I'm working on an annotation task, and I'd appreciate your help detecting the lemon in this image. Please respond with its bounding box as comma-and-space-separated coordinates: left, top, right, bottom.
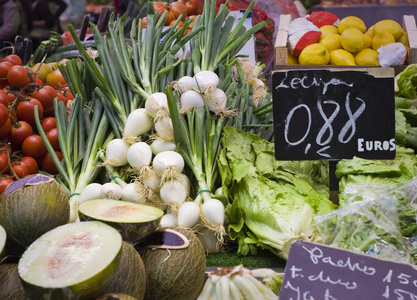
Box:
319, 33, 342, 53
372, 30, 395, 50
287, 50, 298, 64
320, 25, 339, 37
341, 28, 365, 52
365, 25, 375, 37
374, 19, 404, 40
397, 31, 409, 48
363, 33, 372, 48
338, 16, 367, 34
299, 43, 330, 65
354, 48, 379, 65
329, 49, 356, 65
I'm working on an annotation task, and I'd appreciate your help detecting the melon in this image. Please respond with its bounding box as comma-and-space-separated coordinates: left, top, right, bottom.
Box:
103, 242, 146, 299
136, 227, 206, 300
0, 174, 70, 255
78, 199, 164, 243
96, 294, 138, 300
0, 225, 6, 260
18, 221, 122, 300
0, 263, 26, 299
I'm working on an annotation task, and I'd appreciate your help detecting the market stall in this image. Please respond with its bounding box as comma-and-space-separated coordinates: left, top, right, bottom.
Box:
1, 0, 417, 299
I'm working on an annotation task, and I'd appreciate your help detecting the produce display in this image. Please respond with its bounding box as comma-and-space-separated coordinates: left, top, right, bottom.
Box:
284, 11, 410, 66
0, 0, 417, 298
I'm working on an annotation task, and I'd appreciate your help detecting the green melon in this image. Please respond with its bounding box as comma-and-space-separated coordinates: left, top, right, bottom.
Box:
103, 242, 146, 300
18, 221, 122, 300
78, 199, 163, 244
0, 263, 26, 299
96, 294, 138, 300
0, 174, 70, 255
136, 227, 206, 300
0, 225, 6, 260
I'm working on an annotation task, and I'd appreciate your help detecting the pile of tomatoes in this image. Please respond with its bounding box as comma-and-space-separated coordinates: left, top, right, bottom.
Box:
0, 54, 73, 192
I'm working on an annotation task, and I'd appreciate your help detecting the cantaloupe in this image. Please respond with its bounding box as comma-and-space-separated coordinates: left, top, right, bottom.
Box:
136, 227, 206, 300
0, 174, 70, 255
18, 221, 122, 300
103, 242, 146, 300
78, 199, 163, 243
0, 263, 26, 299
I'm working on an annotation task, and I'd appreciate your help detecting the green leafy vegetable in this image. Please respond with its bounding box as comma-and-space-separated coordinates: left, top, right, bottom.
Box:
218, 127, 336, 259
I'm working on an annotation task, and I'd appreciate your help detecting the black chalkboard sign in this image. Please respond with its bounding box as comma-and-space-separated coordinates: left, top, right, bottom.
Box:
280, 240, 417, 299
272, 70, 395, 161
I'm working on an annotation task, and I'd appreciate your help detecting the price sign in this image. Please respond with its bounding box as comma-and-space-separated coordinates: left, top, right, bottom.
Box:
280, 240, 417, 299
272, 69, 396, 161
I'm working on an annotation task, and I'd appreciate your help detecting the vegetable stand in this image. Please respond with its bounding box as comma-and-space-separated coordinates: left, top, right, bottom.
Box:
2, 1, 417, 299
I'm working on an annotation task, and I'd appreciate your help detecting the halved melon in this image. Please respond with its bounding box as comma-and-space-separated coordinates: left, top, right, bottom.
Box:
78, 199, 164, 244
0, 225, 5, 260
18, 221, 122, 300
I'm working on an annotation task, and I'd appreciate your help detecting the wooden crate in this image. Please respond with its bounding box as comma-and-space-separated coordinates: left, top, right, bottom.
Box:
274, 14, 417, 71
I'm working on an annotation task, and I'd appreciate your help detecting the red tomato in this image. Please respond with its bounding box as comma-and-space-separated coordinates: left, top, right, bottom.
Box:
166, 2, 187, 25
20, 156, 39, 174
31, 85, 58, 114
0, 177, 13, 194
46, 128, 60, 150
179, 0, 203, 15
0, 118, 12, 139
1, 87, 25, 106
0, 144, 11, 157
9, 163, 28, 179
0, 103, 8, 127
60, 86, 74, 101
153, 2, 168, 16
46, 68, 66, 89
141, 16, 148, 27
41, 117, 57, 132
16, 98, 43, 125
39, 150, 63, 175
0, 90, 8, 107
0, 61, 13, 79
7, 65, 32, 88
9, 120, 33, 147
22, 134, 47, 159
3, 54, 22, 66
0, 152, 9, 174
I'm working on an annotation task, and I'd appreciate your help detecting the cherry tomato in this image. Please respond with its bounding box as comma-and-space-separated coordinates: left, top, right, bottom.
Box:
0, 177, 13, 194
31, 85, 58, 114
0, 103, 8, 127
7, 65, 32, 88
41, 117, 57, 133
46, 68, 66, 89
46, 128, 60, 150
3, 54, 22, 66
16, 98, 44, 125
0, 61, 13, 80
9, 163, 28, 179
9, 120, 33, 147
39, 150, 63, 175
0, 118, 12, 139
22, 134, 47, 159
20, 156, 39, 174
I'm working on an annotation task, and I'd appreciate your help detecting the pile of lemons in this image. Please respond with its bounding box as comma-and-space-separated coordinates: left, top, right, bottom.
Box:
289, 16, 409, 66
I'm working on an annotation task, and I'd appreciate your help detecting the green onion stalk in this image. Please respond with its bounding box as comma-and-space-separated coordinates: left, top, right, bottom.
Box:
34, 59, 113, 222
191, 0, 267, 74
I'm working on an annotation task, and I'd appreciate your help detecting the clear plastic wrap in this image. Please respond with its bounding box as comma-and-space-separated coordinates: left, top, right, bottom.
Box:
315, 177, 417, 264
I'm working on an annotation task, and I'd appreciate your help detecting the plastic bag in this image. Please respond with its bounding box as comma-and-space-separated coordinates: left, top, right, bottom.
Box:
378, 42, 408, 67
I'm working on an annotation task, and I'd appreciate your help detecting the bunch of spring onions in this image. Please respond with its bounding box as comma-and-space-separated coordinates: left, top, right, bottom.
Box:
197, 265, 282, 300
34, 59, 112, 222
